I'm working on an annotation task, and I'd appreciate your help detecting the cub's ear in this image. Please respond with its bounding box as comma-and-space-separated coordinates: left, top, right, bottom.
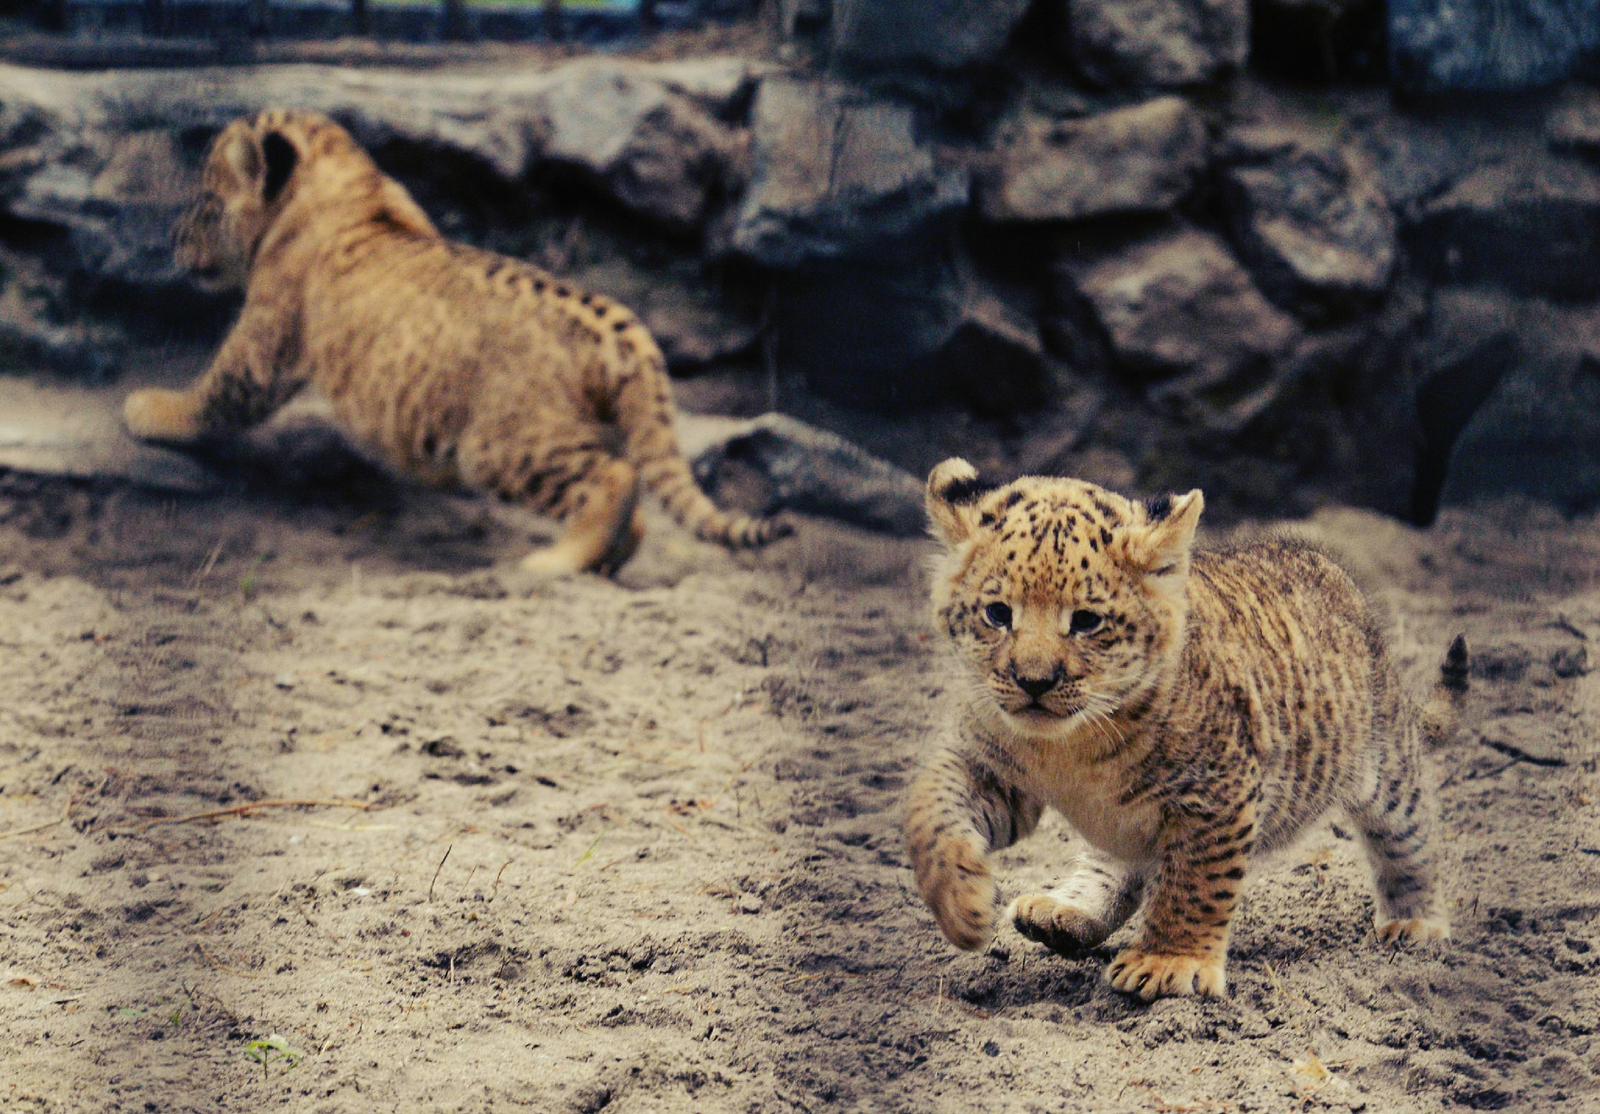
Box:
214, 123, 264, 190
261, 131, 297, 204
926, 458, 996, 544
1123, 488, 1204, 576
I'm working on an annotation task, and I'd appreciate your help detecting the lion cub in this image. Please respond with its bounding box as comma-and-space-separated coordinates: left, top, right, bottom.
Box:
123, 109, 785, 574
905, 459, 1467, 999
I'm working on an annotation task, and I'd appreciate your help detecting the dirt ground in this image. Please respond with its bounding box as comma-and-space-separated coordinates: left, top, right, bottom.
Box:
1, 446, 1598, 1113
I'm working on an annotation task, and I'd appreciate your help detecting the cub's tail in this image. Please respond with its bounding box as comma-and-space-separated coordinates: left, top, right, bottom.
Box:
608, 318, 789, 549
1419, 634, 1470, 747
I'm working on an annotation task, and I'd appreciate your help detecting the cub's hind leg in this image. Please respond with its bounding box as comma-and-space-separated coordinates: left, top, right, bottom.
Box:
464, 424, 640, 576
1008, 849, 1144, 956
524, 453, 640, 576
124, 304, 302, 443
1351, 718, 1450, 946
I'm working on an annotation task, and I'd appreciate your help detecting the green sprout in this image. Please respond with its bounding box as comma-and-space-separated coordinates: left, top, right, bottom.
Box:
245, 1034, 301, 1080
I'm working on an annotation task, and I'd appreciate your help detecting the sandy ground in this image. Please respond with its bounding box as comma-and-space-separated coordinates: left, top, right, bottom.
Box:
0, 446, 1598, 1113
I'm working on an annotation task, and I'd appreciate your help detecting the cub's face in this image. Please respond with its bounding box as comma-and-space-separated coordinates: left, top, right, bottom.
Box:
925, 458, 1202, 737
174, 118, 301, 291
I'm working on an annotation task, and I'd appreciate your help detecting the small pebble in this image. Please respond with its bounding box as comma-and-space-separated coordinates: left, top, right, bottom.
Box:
274, 674, 296, 690
738, 894, 763, 915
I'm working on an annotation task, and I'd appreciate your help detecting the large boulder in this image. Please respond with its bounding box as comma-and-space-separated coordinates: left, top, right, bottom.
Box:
978, 97, 1207, 223
771, 245, 1051, 412
729, 77, 968, 269
1054, 227, 1301, 422
1404, 160, 1600, 302
1217, 124, 1396, 323
830, 0, 1034, 71
530, 60, 743, 232
1060, 0, 1250, 88
1389, 0, 1600, 92
0, 57, 753, 295
1437, 297, 1600, 516
1548, 87, 1600, 159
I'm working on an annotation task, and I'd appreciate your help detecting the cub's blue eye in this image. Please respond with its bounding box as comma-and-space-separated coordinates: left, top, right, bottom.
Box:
983, 602, 1012, 629
1069, 609, 1103, 634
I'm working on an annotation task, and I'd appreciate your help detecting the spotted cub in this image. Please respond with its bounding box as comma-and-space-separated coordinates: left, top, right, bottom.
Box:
123, 109, 784, 575
905, 459, 1467, 1000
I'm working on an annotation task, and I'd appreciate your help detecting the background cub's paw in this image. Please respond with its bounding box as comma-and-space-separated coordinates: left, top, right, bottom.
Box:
1007, 894, 1107, 956
916, 838, 997, 952
1377, 917, 1450, 946
122, 389, 204, 443
1107, 948, 1226, 1001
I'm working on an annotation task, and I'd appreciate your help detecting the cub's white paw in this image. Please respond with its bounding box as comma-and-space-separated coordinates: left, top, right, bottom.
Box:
1007, 893, 1108, 955
1377, 917, 1450, 946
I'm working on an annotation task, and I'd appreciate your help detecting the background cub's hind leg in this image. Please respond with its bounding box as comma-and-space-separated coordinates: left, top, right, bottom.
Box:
1008, 850, 1144, 956
521, 456, 640, 576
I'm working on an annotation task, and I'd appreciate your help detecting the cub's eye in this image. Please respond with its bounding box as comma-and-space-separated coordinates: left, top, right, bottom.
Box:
983, 602, 1013, 630
1068, 609, 1103, 635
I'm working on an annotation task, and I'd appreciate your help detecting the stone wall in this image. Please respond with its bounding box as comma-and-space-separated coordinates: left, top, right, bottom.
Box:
1, 2, 1598, 521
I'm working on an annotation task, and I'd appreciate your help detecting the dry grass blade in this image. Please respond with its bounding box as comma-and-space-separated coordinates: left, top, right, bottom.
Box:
131, 798, 376, 831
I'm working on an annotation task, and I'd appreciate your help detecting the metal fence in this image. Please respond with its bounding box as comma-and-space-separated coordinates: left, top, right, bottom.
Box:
34, 0, 664, 42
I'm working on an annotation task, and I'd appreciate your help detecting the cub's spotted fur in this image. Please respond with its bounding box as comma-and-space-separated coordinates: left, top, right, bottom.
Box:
905, 459, 1466, 1000
123, 109, 786, 574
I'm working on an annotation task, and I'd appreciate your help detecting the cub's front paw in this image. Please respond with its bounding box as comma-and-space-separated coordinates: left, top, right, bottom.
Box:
123, 389, 204, 443
913, 837, 997, 952
1007, 893, 1109, 955
1377, 917, 1450, 946
1107, 948, 1226, 1001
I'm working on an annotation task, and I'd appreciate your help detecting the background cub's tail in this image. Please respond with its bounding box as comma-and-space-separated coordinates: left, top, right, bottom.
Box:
612, 328, 789, 550
1420, 634, 1470, 746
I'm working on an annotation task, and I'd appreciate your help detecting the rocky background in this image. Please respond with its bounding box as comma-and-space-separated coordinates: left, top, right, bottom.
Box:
1, 0, 1598, 523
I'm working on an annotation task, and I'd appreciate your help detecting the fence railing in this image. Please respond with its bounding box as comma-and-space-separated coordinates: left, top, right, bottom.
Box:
37, 0, 664, 42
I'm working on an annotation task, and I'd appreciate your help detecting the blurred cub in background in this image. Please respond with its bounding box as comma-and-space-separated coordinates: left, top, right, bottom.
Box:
124, 108, 786, 574
905, 458, 1467, 1000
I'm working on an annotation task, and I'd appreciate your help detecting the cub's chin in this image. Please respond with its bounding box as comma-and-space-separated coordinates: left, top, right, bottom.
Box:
999, 702, 1084, 736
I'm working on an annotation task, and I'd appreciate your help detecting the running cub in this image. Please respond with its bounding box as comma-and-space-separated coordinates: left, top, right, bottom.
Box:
905, 459, 1466, 999
124, 109, 785, 574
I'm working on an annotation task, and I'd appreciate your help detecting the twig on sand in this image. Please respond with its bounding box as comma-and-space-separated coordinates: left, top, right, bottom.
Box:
129, 798, 375, 832
429, 844, 453, 903
0, 775, 108, 841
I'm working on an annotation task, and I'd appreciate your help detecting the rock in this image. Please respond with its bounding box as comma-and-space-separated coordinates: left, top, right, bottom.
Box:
1404, 161, 1600, 301
533, 60, 741, 232
831, 0, 1034, 71
933, 290, 1054, 415
0, 57, 746, 298
1055, 227, 1301, 412
1548, 87, 1600, 159
768, 245, 1049, 412
1440, 300, 1600, 515
1389, 0, 1600, 93
1218, 124, 1396, 322
688, 413, 925, 536
1061, 0, 1250, 88
978, 97, 1207, 223
730, 77, 968, 268
770, 251, 962, 409
1408, 290, 1518, 525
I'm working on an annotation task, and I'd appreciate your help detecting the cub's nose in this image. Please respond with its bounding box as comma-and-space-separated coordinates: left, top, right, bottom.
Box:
1014, 672, 1059, 699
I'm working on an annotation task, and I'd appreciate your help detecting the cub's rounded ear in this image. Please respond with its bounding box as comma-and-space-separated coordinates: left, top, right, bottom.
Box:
926, 457, 996, 544
214, 122, 264, 189
261, 131, 297, 204
1126, 488, 1204, 575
